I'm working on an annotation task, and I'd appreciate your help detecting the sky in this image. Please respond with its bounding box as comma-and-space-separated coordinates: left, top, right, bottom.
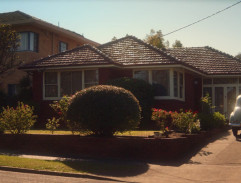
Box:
0, 0, 241, 56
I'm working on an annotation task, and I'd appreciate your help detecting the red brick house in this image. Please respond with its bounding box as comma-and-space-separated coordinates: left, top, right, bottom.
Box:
0, 11, 99, 96
20, 36, 241, 125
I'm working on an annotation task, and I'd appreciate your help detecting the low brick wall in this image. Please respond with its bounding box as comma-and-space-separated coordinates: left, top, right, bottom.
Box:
0, 129, 226, 161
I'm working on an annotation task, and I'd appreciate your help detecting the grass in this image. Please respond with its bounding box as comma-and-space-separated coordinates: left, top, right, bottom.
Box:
0, 155, 148, 176
5, 130, 158, 137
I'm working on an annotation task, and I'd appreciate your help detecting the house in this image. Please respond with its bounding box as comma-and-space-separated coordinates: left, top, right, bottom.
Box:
20, 36, 241, 126
0, 11, 99, 96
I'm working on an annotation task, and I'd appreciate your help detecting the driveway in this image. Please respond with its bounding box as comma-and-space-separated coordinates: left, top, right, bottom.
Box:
0, 129, 241, 183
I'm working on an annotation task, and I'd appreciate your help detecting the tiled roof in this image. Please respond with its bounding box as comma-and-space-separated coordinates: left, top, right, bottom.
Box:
20, 45, 116, 69
0, 11, 99, 46
166, 47, 241, 75
99, 36, 179, 66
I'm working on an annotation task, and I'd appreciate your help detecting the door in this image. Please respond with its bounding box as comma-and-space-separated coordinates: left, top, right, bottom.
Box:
214, 86, 236, 117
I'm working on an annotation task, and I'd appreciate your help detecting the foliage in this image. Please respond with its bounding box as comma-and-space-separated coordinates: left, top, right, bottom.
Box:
236, 53, 241, 60
0, 24, 20, 74
46, 117, 60, 134
144, 29, 165, 49
172, 40, 183, 48
171, 110, 200, 134
152, 108, 200, 134
107, 77, 154, 129
49, 95, 81, 134
0, 102, 37, 134
213, 112, 226, 128
67, 85, 141, 137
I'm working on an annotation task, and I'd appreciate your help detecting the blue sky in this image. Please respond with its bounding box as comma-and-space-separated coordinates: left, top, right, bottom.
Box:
1, 0, 240, 56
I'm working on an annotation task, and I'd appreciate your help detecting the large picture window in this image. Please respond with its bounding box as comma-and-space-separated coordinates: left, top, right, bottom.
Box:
133, 69, 184, 100
18, 32, 38, 52
44, 70, 98, 99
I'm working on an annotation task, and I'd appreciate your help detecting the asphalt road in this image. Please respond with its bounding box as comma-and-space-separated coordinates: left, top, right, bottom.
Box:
0, 129, 240, 183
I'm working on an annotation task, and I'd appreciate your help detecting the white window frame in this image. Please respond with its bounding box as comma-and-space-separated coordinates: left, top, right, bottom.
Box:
43, 69, 99, 100
133, 68, 185, 101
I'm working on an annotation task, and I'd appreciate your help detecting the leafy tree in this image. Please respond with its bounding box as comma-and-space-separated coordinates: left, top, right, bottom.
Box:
144, 29, 165, 49
236, 53, 241, 60
0, 24, 20, 75
172, 40, 183, 48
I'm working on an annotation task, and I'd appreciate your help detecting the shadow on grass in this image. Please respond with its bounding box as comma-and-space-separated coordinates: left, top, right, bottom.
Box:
63, 159, 149, 177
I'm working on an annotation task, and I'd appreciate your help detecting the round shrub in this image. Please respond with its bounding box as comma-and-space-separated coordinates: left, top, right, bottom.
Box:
106, 77, 154, 129
67, 85, 141, 137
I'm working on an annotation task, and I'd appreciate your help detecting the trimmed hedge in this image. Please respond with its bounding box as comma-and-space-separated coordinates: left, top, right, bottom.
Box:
107, 77, 154, 129
67, 85, 141, 137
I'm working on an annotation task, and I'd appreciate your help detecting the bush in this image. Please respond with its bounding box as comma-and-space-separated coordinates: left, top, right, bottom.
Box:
46, 117, 60, 134
152, 108, 172, 130
107, 77, 154, 129
67, 85, 141, 137
171, 110, 200, 134
0, 102, 37, 134
213, 112, 226, 128
49, 95, 82, 133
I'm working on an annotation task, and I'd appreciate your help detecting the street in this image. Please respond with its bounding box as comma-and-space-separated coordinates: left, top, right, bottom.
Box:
0, 129, 241, 183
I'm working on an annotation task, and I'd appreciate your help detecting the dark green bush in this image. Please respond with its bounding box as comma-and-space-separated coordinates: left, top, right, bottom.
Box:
67, 85, 141, 137
106, 77, 154, 129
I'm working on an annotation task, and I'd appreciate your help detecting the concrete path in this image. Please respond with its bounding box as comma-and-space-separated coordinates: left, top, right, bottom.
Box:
1, 129, 241, 183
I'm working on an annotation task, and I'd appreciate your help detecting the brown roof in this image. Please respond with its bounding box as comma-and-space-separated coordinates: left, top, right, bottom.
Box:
0, 11, 99, 46
20, 45, 116, 69
99, 36, 179, 66
166, 47, 241, 75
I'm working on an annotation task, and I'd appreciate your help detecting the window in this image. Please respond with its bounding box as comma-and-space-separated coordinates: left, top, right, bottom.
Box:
134, 69, 184, 100
8, 84, 19, 96
133, 70, 149, 82
44, 70, 98, 99
18, 32, 38, 52
152, 70, 170, 96
60, 71, 82, 96
59, 42, 68, 52
84, 70, 98, 88
44, 72, 58, 97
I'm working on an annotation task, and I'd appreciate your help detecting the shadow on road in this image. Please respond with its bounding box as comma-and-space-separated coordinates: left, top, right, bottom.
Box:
152, 128, 232, 167
63, 159, 149, 178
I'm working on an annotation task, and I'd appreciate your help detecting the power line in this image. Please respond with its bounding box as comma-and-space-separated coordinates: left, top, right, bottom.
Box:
163, 1, 241, 37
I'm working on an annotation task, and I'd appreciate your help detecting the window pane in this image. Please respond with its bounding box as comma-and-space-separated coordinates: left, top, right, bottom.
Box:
61, 72, 71, 96
134, 70, 149, 82
84, 70, 98, 88
152, 70, 170, 96
213, 78, 238, 84
59, 42, 67, 52
173, 71, 178, 97
179, 73, 184, 98
45, 85, 58, 97
203, 78, 212, 85
203, 87, 212, 99
215, 87, 224, 113
45, 72, 57, 84
18, 32, 28, 51
72, 71, 82, 94
29, 32, 34, 51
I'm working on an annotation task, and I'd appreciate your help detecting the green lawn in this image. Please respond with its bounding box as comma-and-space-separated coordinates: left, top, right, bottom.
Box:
0, 155, 148, 176
15, 130, 158, 137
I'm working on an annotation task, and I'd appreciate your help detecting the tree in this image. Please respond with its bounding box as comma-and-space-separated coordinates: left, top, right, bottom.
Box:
236, 53, 241, 60
0, 24, 20, 75
172, 40, 183, 48
144, 29, 165, 49
111, 36, 117, 41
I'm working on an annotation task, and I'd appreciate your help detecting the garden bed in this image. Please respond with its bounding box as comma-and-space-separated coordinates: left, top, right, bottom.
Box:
0, 128, 228, 162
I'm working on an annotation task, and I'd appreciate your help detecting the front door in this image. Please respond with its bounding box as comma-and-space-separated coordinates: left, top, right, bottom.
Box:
214, 86, 236, 117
